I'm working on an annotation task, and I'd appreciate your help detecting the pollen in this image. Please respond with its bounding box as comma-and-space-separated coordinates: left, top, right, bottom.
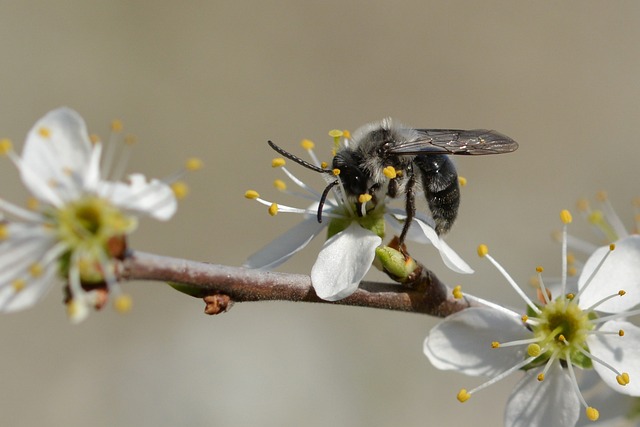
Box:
27, 197, 39, 211
521, 315, 529, 323
268, 203, 278, 216
320, 161, 328, 169
358, 193, 372, 203
332, 168, 341, 176
300, 139, 315, 150
273, 179, 287, 191
244, 190, 259, 199
272, 158, 286, 168
560, 209, 572, 224
618, 290, 626, 296
609, 243, 616, 251
0, 138, 12, 155
452, 285, 463, 299
537, 373, 544, 381
491, 341, 500, 348
576, 198, 590, 212
186, 157, 203, 171
477, 244, 489, 257
171, 181, 189, 199
328, 129, 343, 138
111, 119, 123, 132
616, 373, 630, 386
383, 166, 397, 179
586, 407, 599, 421
12, 279, 26, 292
458, 176, 467, 187
527, 343, 541, 357
29, 263, 43, 278
536, 266, 544, 273
456, 389, 471, 403
114, 294, 133, 313
0, 224, 8, 240
619, 329, 625, 337
595, 190, 608, 202
342, 130, 351, 139
38, 127, 51, 138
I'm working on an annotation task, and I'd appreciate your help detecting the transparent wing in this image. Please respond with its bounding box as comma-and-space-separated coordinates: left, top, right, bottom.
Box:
388, 129, 519, 155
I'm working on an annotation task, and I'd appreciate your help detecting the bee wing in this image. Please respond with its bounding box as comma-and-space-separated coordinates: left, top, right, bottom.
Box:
388, 129, 519, 155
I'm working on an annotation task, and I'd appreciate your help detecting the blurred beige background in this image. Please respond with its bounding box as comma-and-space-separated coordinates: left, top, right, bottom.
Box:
0, 1, 638, 426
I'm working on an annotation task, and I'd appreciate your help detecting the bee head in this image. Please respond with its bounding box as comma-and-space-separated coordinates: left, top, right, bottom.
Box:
332, 150, 369, 197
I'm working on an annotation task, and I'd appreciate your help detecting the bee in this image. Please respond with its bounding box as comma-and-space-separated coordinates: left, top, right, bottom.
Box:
268, 118, 518, 245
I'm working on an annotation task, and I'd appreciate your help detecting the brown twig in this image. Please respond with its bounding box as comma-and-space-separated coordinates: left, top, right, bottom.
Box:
120, 251, 491, 317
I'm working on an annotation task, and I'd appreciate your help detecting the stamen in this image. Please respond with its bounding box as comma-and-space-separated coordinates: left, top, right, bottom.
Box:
171, 182, 189, 199
461, 354, 538, 397
272, 158, 286, 168
300, 139, 321, 167
565, 352, 593, 411
536, 266, 551, 304
583, 289, 626, 311
596, 190, 628, 239
268, 203, 278, 216
575, 244, 615, 300
273, 179, 287, 191
477, 244, 541, 314
452, 285, 463, 299
578, 346, 627, 380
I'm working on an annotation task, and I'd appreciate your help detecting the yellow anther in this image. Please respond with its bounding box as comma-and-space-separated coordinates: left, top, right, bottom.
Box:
566, 252, 576, 264
588, 210, 604, 225
458, 176, 467, 187
12, 279, 26, 292
342, 130, 351, 139
619, 372, 630, 384
111, 119, 123, 132
491, 341, 500, 349
596, 190, 608, 201
273, 179, 287, 191
452, 285, 463, 299
358, 193, 372, 203
89, 134, 101, 144
114, 294, 133, 313
536, 266, 544, 273
244, 190, 260, 199
560, 209, 572, 224
300, 139, 315, 150
527, 343, 541, 357
124, 134, 137, 145
619, 329, 625, 337
271, 158, 286, 168
27, 197, 39, 211
38, 127, 51, 138
586, 407, 600, 421
332, 168, 341, 176
618, 290, 626, 296
521, 315, 529, 323
0, 223, 8, 240
0, 138, 12, 155
567, 266, 578, 277
29, 263, 43, 278
328, 129, 343, 138
477, 244, 489, 257
537, 373, 545, 381
557, 334, 567, 343
268, 203, 278, 216
171, 181, 189, 199
186, 157, 203, 171
609, 243, 616, 251
383, 166, 397, 179
456, 389, 471, 403
566, 293, 575, 300
576, 198, 590, 212
320, 161, 328, 169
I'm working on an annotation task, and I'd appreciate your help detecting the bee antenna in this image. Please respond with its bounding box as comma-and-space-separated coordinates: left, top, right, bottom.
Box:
267, 140, 332, 174
317, 180, 339, 223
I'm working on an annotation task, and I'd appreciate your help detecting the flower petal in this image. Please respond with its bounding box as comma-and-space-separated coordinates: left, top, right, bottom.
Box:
588, 320, 640, 396
504, 364, 579, 427
311, 223, 381, 301
20, 107, 94, 205
578, 236, 640, 313
244, 217, 325, 270
99, 174, 177, 221
409, 216, 473, 274
424, 307, 526, 377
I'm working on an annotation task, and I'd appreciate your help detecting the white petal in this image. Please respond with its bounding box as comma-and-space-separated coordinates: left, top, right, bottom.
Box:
386, 211, 473, 274
424, 307, 526, 377
0, 223, 59, 312
311, 223, 381, 301
99, 174, 177, 221
20, 107, 94, 204
244, 218, 325, 269
504, 364, 579, 427
588, 321, 640, 396
578, 236, 640, 313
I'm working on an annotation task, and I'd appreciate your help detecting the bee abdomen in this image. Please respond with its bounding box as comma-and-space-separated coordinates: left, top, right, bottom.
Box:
414, 155, 460, 235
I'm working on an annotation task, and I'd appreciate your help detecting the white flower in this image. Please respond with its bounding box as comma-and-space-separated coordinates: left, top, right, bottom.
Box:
0, 107, 183, 321
244, 133, 472, 301
424, 210, 640, 426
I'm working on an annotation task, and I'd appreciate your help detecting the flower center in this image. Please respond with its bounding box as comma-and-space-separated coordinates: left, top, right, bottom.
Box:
532, 296, 594, 367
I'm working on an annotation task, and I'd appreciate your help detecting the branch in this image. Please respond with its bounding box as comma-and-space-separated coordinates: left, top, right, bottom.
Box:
120, 251, 493, 317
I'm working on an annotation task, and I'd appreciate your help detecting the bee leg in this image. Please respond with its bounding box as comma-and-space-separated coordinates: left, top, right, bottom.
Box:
398, 173, 417, 248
